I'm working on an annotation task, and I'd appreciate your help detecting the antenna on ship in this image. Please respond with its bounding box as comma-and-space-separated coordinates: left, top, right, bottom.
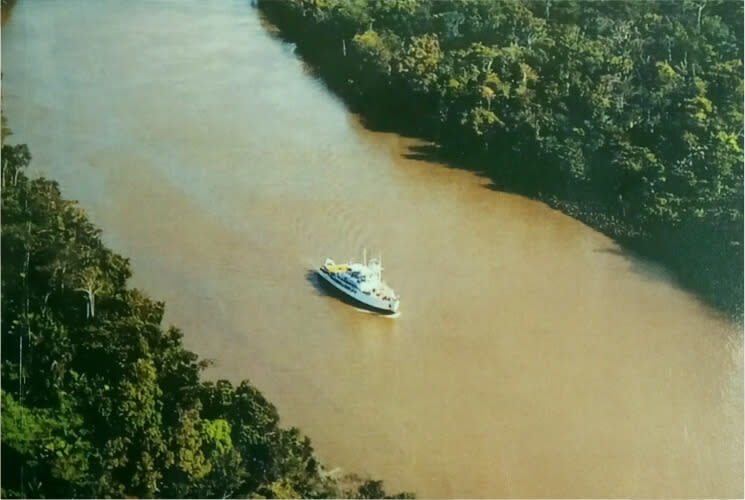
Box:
363, 247, 367, 266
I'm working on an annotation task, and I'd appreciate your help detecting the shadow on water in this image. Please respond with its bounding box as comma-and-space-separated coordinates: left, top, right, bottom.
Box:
403, 143, 488, 177
403, 141, 743, 321
400, 141, 567, 201
595, 239, 743, 322
594, 247, 679, 289
305, 269, 329, 296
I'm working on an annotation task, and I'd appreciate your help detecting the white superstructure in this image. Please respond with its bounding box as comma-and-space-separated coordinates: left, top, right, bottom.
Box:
317, 253, 400, 313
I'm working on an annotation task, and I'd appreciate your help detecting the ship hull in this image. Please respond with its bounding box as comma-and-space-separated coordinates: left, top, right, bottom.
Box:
317, 268, 399, 314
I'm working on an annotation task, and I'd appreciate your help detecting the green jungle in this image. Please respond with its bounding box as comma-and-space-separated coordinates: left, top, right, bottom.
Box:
2, 0, 743, 498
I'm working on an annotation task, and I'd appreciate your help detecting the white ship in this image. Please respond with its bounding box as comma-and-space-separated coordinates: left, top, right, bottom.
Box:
317, 251, 400, 314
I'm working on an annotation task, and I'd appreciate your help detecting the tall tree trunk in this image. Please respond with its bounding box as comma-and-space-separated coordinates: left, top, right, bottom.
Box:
697, 2, 706, 31
89, 288, 95, 318
76, 287, 95, 318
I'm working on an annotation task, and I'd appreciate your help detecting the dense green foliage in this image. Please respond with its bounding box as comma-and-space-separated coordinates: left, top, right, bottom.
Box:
0, 143, 413, 499
259, 0, 743, 315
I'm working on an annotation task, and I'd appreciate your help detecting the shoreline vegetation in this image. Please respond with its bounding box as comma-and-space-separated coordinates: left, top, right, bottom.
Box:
257, 0, 743, 319
0, 139, 414, 498
1, 0, 742, 497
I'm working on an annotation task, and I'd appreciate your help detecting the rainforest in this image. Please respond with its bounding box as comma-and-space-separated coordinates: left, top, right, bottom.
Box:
1, 0, 742, 498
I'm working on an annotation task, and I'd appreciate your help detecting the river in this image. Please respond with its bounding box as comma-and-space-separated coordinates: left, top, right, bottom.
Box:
2, 1, 742, 497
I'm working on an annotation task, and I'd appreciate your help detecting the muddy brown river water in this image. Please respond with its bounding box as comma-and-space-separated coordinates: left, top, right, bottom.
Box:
2, 1, 742, 497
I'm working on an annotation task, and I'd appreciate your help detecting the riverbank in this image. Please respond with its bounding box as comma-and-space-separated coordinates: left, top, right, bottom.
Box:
3, 2, 741, 496
257, 0, 743, 319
